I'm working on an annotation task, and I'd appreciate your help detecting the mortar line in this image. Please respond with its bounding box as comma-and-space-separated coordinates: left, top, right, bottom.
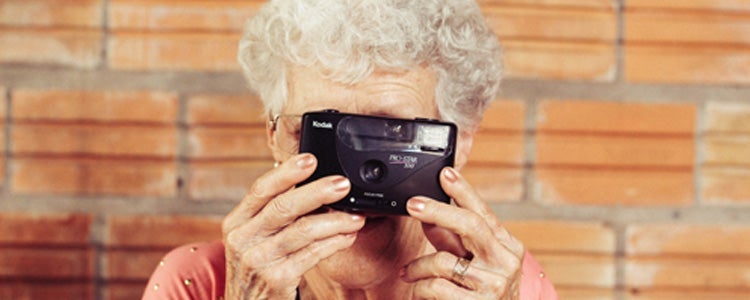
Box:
100, 0, 110, 71
614, 0, 625, 84
96, 1, 110, 299
694, 100, 707, 206
176, 93, 191, 203
522, 97, 538, 205
4, 87, 12, 199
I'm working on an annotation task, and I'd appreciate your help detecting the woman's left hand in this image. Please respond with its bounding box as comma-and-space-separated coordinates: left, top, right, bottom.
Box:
401, 167, 525, 299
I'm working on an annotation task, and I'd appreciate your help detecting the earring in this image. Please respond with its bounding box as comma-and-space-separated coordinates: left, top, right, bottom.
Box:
274, 161, 280, 168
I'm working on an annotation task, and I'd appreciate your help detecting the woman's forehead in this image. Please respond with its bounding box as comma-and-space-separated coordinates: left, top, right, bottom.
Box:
285, 65, 439, 119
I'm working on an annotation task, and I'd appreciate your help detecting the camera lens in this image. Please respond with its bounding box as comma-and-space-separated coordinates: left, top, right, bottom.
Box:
360, 160, 387, 183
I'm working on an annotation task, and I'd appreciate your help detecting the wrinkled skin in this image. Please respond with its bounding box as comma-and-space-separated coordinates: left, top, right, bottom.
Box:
222, 66, 524, 299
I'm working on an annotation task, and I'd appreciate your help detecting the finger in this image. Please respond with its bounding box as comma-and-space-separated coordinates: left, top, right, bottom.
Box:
253, 175, 351, 234
251, 212, 365, 264
421, 223, 468, 258
225, 175, 351, 250
249, 233, 358, 298
500, 231, 525, 259
440, 167, 495, 224
440, 167, 525, 257
400, 251, 455, 282
411, 278, 475, 300
223, 153, 317, 233
407, 197, 506, 264
245, 153, 318, 214
271, 232, 359, 280
401, 251, 498, 291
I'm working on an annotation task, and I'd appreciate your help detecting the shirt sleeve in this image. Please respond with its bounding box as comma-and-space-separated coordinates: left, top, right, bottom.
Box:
141, 241, 226, 300
519, 251, 559, 300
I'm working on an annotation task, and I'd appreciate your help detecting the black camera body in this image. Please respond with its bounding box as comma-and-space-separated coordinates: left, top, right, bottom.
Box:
297, 110, 457, 215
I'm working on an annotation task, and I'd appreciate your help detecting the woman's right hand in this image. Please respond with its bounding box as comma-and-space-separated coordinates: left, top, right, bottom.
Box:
222, 153, 366, 299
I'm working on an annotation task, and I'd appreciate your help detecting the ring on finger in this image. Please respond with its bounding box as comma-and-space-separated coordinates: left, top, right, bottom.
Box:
451, 256, 471, 281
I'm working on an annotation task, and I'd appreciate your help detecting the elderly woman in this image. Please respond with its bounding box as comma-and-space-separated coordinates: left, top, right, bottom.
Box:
143, 0, 557, 299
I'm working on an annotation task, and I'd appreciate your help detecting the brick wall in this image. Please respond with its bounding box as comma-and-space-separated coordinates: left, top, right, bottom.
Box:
1, 0, 749, 299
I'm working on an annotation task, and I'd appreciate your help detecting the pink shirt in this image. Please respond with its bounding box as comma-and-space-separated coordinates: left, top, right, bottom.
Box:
142, 241, 558, 299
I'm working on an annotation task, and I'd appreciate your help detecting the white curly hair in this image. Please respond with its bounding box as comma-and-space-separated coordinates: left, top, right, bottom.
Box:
238, 0, 502, 131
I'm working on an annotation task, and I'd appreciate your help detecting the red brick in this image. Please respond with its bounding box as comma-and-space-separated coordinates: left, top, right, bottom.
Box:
104, 249, 165, 280
625, 44, 750, 85
478, 0, 615, 8
627, 0, 750, 12
702, 121, 747, 208
187, 95, 265, 126
0, 283, 93, 300
108, 32, 240, 71
537, 100, 696, 135
11, 158, 176, 197
0, 161, 4, 188
534, 100, 697, 206
625, 257, 750, 289
106, 215, 222, 248
704, 135, 750, 166
0, 28, 102, 68
702, 167, 750, 205
503, 40, 616, 81
0, 0, 102, 27
484, 6, 616, 42
626, 223, 750, 256
460, 165, 523, 203
187, 127, 270, 159
105, 283, 146, 300
13, 90, 178, 123
0, 86, 7, 119
479, 99, 525, 131
481, 1, 620, 81
0, 149, 4, 186
626, 10, 750, 46
0, 248, 94, 279
109, 0, 262, 31
469, 132, 525, 165
188, 161, 272, 200
0, 213, 91, 246
628, 0, 750, 101
700, 97, 750, 205
535, 169, 693, 206
556, 288, 614, 300
626, 290, 750, 300
13, 124, 176, 157
705, 101, 750, 134
536, 134, 694, 168
535, 253, 615, 288
504, 221, 615, 254
624, 223, 750, 299
469, 100, 526, 167
0, 88, 5, 187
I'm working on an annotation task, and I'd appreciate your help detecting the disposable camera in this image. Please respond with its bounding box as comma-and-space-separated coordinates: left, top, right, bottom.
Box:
297, 110, 457, 215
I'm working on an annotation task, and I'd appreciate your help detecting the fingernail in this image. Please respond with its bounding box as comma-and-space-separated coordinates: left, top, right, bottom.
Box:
331, 177, 350, 192
443, 167, 458, 183
296, 154, 315, 169
407, 198, 426, 213
351, 214, 363, 222
398, 267, 406, 278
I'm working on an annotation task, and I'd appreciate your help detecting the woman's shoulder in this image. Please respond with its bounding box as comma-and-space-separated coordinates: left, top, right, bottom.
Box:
520, 251, 559, 300
141, 241, 226, 300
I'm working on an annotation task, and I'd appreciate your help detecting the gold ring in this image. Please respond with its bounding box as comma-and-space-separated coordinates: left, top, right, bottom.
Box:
451, 256, 471, 281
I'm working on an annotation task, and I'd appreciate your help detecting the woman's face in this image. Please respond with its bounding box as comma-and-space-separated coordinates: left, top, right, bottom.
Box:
268, 65, 441, 288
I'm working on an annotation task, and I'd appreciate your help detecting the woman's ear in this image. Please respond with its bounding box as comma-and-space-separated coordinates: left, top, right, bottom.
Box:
266, 117, 287, 163
454, 129, 475, 171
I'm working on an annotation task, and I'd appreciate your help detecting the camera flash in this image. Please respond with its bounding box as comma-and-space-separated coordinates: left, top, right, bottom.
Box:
416, 124, 450, 151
